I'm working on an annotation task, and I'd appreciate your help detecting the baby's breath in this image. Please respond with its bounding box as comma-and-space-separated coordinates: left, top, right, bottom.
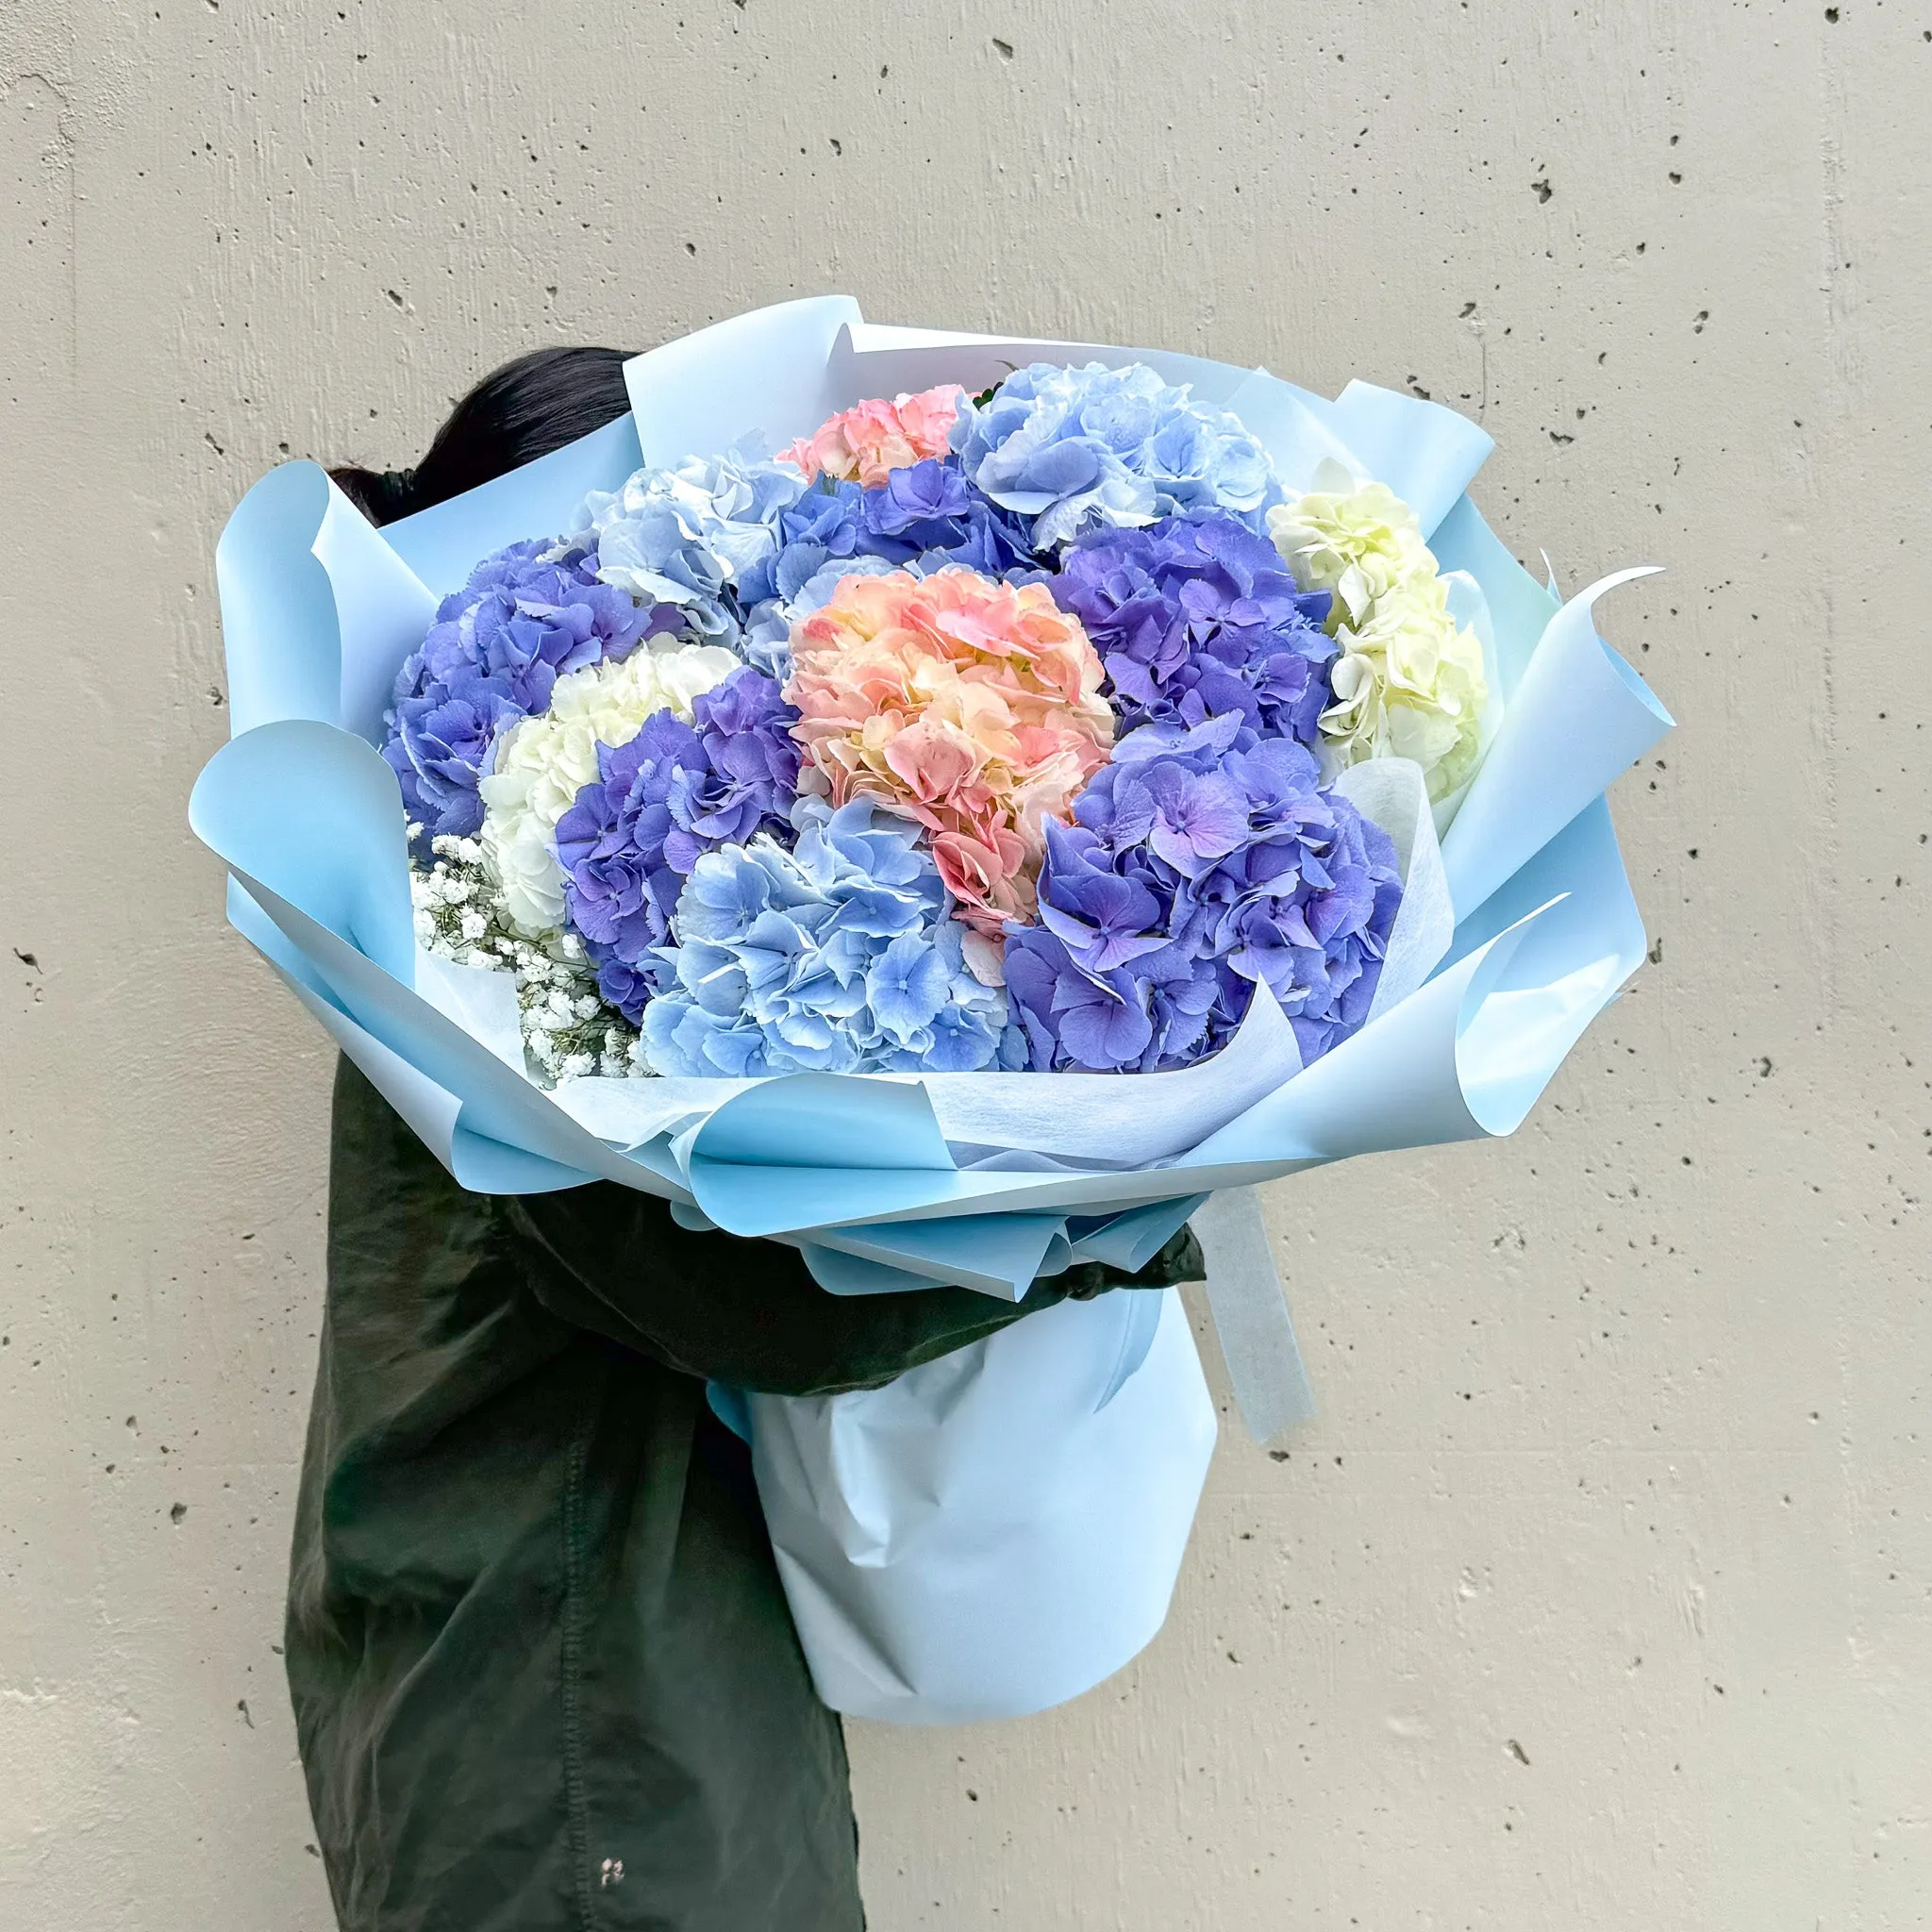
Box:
409, 835, 649, 1085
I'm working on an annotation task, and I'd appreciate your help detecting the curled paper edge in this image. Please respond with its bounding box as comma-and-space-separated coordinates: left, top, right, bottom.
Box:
1439, 566, 1671, 923
216, 462, 439, 744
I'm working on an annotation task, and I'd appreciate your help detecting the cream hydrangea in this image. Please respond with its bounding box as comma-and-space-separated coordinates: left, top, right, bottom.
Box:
1266, 481, 1432, 627
480, 640, 741, 933
1269, 480, 1490, 808
1323, 575, 1488, 804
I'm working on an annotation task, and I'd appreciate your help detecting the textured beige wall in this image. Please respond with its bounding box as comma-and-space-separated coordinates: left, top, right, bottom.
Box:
3, 1, 1926, 1925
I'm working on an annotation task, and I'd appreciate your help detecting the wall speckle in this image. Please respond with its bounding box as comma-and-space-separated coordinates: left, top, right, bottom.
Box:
1, 2, 1925, 1927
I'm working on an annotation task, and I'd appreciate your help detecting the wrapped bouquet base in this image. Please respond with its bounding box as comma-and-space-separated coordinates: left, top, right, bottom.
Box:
193, 298, 1670, 1723
745, 1287, 1216, 1724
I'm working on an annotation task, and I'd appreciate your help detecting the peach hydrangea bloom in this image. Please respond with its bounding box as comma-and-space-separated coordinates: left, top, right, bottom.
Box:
782, 386, 965, 489
785, 567, 1114, 942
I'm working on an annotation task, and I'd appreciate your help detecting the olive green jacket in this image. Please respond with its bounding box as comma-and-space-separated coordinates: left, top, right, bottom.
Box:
287, 1059, 1199, 1930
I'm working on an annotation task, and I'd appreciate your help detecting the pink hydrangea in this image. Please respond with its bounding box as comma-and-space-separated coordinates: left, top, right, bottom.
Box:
785, 567, 1114, 937
782, 386, 965, 489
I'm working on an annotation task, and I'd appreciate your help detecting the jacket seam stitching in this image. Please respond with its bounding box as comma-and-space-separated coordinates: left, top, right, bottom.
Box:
561, 1408, 597, 1928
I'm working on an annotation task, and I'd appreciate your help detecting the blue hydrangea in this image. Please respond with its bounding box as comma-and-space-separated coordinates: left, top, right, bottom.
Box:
953, 362, 1281, 551
382, 540, 652, 851
641, 799, 1017, 1076
735, 475, 881, 607
856, 458, 1038, 575
1004, 713, 1401, 1073
575, 443, 808, 640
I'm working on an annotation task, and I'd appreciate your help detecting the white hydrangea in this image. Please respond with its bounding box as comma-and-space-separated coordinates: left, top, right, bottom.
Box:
1266, 481, 1433, 627
1269, 480, 1490, 808
1321, 575, 1489, 805
478, 639, 741, 934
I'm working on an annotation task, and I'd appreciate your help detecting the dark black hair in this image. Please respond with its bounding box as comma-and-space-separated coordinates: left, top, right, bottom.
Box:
330, 345, 638, 527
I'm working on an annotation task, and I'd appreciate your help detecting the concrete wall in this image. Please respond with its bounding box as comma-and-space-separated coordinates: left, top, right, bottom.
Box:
3, 2, 1925, 1924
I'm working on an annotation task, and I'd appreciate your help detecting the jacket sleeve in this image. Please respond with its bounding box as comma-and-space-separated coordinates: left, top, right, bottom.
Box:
507, 1181, 1202, 1398
293, 1056, 874, 1931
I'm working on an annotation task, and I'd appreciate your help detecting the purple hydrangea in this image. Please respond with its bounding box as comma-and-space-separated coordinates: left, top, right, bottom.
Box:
738, 462, 1042, 671
857, 459, 1038, 575
382, 676, 527, 849
1004, 713, 1401, 1073
383, 540, 655, 849
1047, 515, 1336, 743
554, 666, 801, 1021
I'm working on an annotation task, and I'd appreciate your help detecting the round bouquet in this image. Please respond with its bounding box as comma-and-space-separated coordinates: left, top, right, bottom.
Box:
194, 294, 1671, 1362
391, 365, 1491, 1094
192, 301, 1669, 1723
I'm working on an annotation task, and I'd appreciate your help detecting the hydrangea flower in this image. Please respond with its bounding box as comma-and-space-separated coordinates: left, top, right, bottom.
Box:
742, 554, 902, 675
856, 459, 1038, 575
1047, 513, 1337, 743
1322, 578, 1489, 805
883, 462, 1031, 558
478, 640, 742, 933
383, 541, 653, 849
1265, 481, 1432, 628
1003, 713, 1401, 1072
574, 443, 808, 639
736, 475, 896, 614
738, 461, 1040, 676
785, 566, 1114, 940
952, 362, 1280, 550
385, 679, 525, 852
782, 386, 965, 488
1268, 483, 1490, 805
554, 668, 801, 1020
641, 798, 1015, 1076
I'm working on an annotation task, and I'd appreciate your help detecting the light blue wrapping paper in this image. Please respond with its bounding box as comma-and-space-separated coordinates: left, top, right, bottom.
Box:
747, 1285, 1217, 1724
192, 300, 1672, 1724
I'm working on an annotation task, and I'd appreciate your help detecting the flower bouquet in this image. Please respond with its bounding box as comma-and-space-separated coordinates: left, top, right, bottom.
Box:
192, 298, 1671, 1721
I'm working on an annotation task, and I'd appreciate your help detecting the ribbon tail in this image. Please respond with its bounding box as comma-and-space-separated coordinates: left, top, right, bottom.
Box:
1191, 1188, 1315, 1442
